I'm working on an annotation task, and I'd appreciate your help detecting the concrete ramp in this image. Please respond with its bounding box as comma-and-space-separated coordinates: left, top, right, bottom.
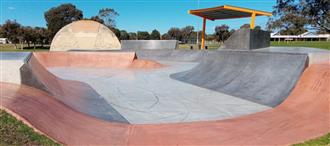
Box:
121, 40, 178, 50
0, 52, 31, 84
20, 52, 132, 123
1, 61, 329, 145
171, 51, 308, 107
220, 28, 270, 50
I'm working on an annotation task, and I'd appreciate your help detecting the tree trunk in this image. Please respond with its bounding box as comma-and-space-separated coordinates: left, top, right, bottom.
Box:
34, 43, 36, 50
14, 44, 18, 49
20, 42, 23, 50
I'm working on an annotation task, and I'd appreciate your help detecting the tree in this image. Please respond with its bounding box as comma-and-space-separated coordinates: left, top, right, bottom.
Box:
161, 33, 171, 40
97, 8, 119, 28
89, 16, 104, 24
215, 25, 231, 43
229, 29, 236, 36
1, 20, 22, 49
150, 29, 161, 40
128, 32, 137, 40
0, 25, 4, 38
240, 24, 250, 29
34, 27, 48, 48
167, 27, 181, 40
181, 26, 194, 43
119, 30, 129, 40
44, 3, 83, 38
110, 27, 121, 39
254, 26, 262, 30
137, 31, 150, 40
22, 26, 35, 47
267, 12, 308, 35
267, 0, 329, 33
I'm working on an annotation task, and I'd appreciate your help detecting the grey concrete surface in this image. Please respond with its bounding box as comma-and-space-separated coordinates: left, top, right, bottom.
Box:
256, 47, 330, 65
220, 29, 270, 50
256, 46, 329, 53
2, 48, 313, 124
121, 40, 178, 50
170, 51, 308, 107
133, 49, 208, 61
20, 56, 128, 123
49, 61, 270, 124
0, 52, 31, 84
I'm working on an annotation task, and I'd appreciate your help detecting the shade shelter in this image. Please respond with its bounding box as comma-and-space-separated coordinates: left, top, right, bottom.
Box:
188, 5, 272, 49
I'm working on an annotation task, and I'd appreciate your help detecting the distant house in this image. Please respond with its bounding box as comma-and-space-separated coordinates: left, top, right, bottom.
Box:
271, 32, 330, 41
0, 38, 8, 44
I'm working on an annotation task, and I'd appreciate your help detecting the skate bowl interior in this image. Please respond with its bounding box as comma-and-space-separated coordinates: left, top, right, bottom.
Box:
1, 49, 329, 145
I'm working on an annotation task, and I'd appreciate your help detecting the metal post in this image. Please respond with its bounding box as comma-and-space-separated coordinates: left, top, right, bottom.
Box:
201, 18, 206, 49
250, 12, 256, 29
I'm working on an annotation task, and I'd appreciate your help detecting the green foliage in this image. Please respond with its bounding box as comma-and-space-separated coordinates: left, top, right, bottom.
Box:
0, 110, 60, 145
44, 3, 83, 38
110, 27, 121, 39
268, 0, 329, 34
128, 32, 137, 40
0, 20, 50, 50
240, 24, 250, 29
161, 33, 171, 40
120, 30, 129, 40
180, 26, 194, 43
150, 29, 161, 40
271, 41, 330, 50
137, 31, 150, 40
167, 27, 182, 40
97, 8, 119, 28
215, 24, 231, 43
292, 133, 330, 146
89, 16, 104, 24
1, 20, 22, 45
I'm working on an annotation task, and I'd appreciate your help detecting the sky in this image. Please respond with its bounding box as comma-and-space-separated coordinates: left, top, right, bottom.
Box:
0, 0, 276, 34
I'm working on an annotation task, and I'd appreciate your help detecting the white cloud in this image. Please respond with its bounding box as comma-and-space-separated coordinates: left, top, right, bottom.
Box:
8, 6, 15, 10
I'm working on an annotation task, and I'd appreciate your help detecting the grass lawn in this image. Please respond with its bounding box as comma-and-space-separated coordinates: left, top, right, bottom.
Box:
0, 44, 50, 52
271, 41, 330, 50
292, 133, 330, 146
0, 110, 60, 145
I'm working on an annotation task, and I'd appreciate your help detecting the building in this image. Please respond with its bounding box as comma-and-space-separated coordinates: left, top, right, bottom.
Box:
271, 32, 330, 41
0, 38, 8, 44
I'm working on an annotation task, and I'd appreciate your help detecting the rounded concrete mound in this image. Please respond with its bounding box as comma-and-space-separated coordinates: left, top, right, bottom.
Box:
50, 20, 121, 51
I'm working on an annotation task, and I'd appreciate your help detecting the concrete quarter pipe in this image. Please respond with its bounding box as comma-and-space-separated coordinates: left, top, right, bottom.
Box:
0, 50, 329, 145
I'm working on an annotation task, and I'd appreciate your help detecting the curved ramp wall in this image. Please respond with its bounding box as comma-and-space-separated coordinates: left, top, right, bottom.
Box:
1, 62, 329, 145
20, 52, 135, 123
121, 40, 178, 50
19, 52, 164, 122
170, 51, 308, 107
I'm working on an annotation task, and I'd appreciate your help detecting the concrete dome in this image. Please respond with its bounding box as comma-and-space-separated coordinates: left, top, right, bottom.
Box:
50, 20, 121, 51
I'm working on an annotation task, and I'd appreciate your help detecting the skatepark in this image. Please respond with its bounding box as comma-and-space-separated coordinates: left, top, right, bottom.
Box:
1, 6, 330, 145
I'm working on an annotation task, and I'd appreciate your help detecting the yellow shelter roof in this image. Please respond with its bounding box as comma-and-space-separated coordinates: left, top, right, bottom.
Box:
188, 5, 272, 21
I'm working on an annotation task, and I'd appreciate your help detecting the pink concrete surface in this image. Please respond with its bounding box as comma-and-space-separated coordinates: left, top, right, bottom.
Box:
0, 52, 329, 145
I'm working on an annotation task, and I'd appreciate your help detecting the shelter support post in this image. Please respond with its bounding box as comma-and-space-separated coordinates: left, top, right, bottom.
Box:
201, 18, 206, 49
250, 12, 256, 29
